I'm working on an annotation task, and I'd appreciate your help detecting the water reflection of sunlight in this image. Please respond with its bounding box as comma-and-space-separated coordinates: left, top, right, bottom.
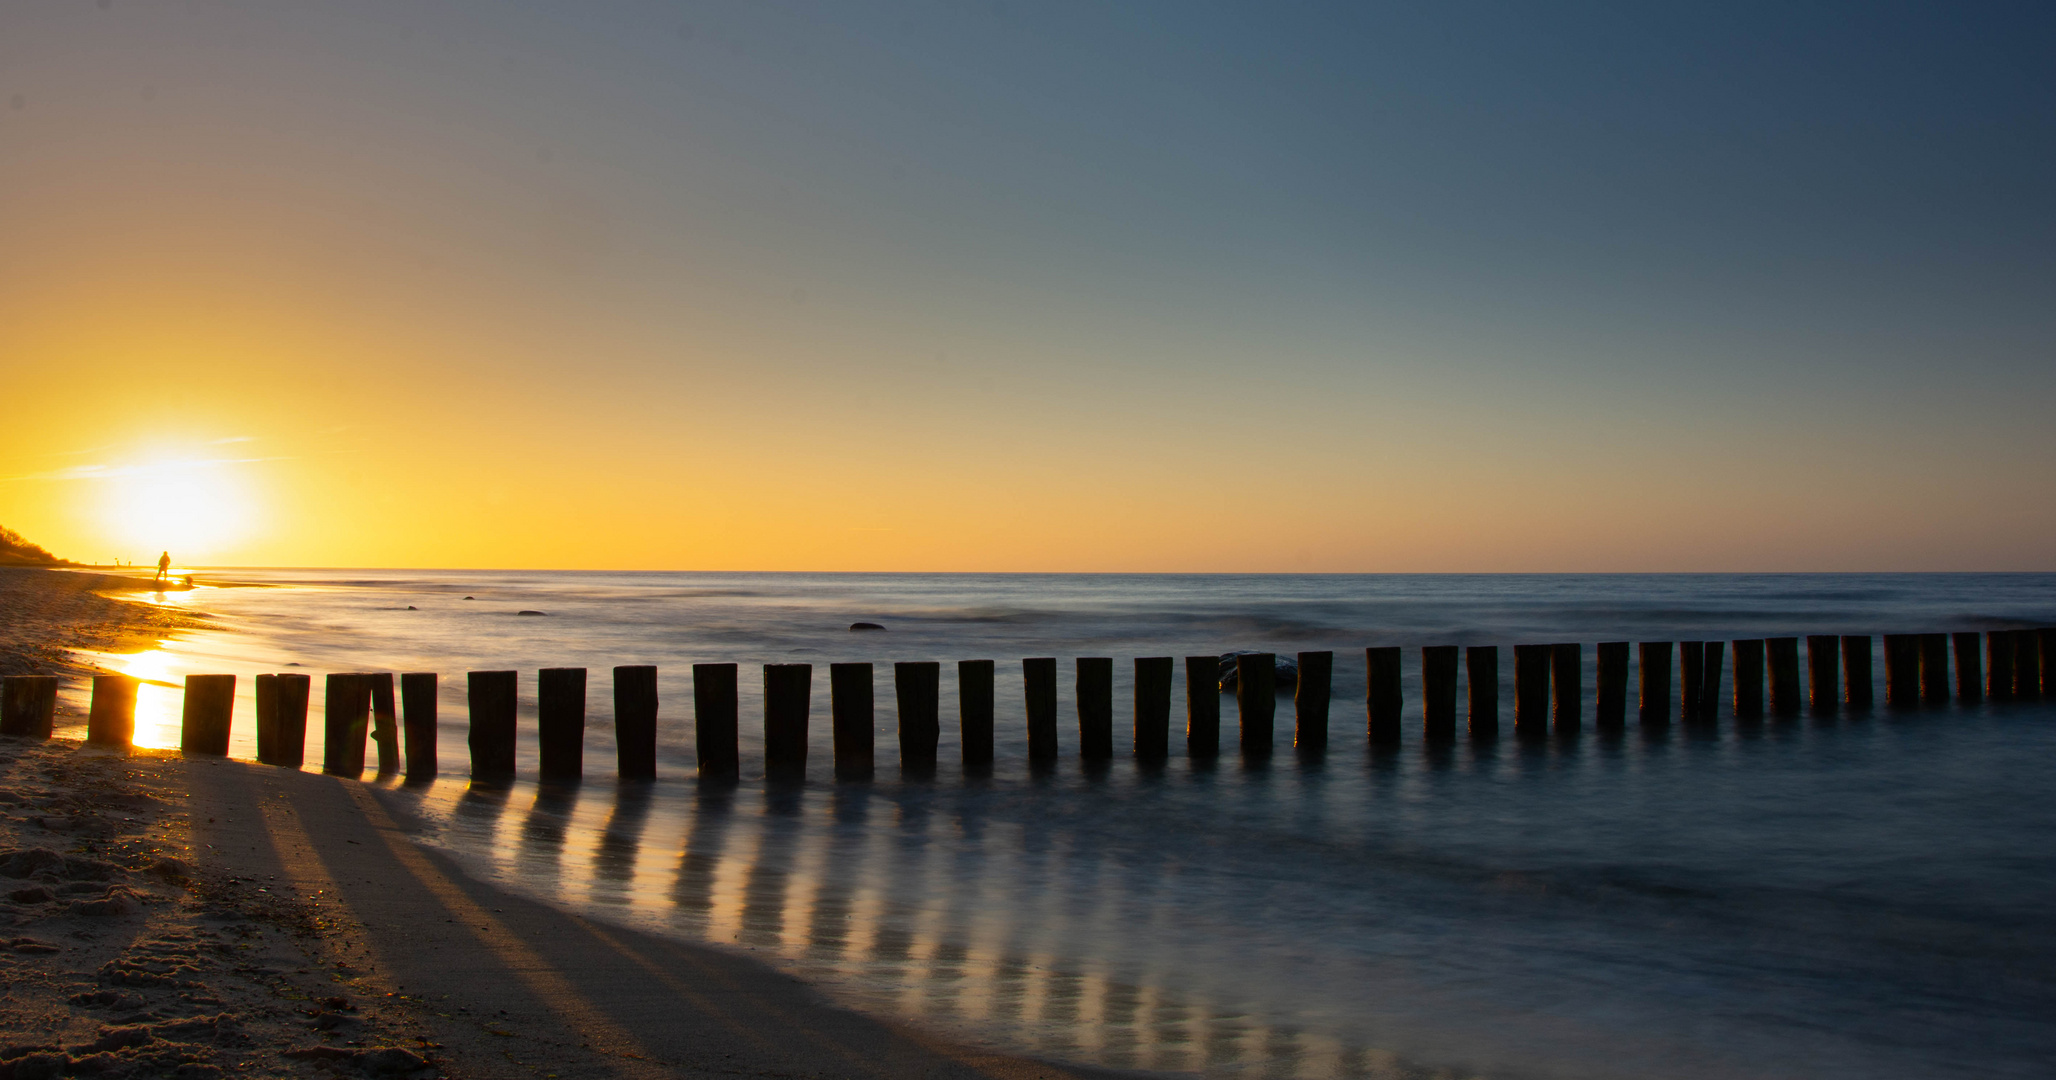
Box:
94, 645, 184, 750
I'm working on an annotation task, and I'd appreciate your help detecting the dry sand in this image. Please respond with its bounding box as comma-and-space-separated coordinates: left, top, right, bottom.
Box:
0, 568, 1137, 1080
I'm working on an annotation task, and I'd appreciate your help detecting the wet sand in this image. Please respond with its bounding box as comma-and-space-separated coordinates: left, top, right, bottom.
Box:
0, 568, 208, 679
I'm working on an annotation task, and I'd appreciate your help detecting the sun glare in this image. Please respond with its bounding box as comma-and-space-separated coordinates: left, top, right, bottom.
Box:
99, 459, 255, 559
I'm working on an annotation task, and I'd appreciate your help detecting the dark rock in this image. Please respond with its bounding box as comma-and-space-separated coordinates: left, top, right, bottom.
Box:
849, 622, 886, 631
515, 610, 547, 616
1215, 652, 1299, 693
462, 596, 475, 600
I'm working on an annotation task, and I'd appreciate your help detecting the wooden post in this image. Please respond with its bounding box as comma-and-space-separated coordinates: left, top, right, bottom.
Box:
1236, 653, 1275, 757
2015, 629, 2043, 699
959, 660, 996, 767
1078, 657, 1115, 760
1840, 636, 1873, 709
1134, 657, 1174, 759
467, 670, 518, 781
1766, 637, 1802, 716
324, 673, 370, 777
1986, 631, 2016, 702
366, 672, 400, 774
1295, 651, 1332, 752
763, 663, 812, 779
254, 673, 278, 763
1467, 646, 1499, 739
1806, 636, 1840, 716
1638, 642, 1672, 727
1730, 640, 1764, 719
1881, 635, 1919, 706
1023, 658, 1058, 763
2031, 625, 2047, 695
1918, 634, 1949, 705
830, 662, 873, 779
1701, 641, 1725, 719
537, 668, 586, 781
895, 661, 941, 772
273, 674, 310, 767
1185, 655, 1220, 757
1550, 643, 1581, 735
693, 663, 740, 778
614, 666, 658, 780
179, 674, 236, 756
0, 675, 57, 739
1422, 646, 1459, 743
1594, 642, 1628, 732
88, 674, 138, 747
401, 672, 438, 778
1366, 646, 1403, 745
1951, 633, 1983, 702
1679, 642, 1705, 723
1514, 644, 1551, 738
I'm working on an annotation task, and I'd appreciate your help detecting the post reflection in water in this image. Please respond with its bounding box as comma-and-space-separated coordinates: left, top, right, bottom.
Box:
390, 704, 2056, 1080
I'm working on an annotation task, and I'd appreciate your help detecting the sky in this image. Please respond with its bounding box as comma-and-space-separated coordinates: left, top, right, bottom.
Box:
1, 1, 2052, 571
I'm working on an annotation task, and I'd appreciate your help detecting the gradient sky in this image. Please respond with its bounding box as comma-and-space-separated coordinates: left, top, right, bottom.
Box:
2, 1, 2052, 570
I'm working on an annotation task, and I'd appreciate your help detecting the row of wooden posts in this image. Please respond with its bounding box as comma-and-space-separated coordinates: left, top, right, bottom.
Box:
0, 629, 2048, 780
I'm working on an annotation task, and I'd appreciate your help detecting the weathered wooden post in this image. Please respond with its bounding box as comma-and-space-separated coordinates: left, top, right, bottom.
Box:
1701, 641, 1725, 719
1679, 642, 1705, 723
1023, 658, 1058, 763
1840, 636, 1873, 709
1078, 657, 1115, 761
324, 672, 370, 777
1594, 642, 1628, 732
1467, 646, 1499, 738
2039, 629, 2056, 697
614, 666, 658, 780
1366, 646, 1403, 745
1919, 634, 1950, 705
2015, 629, 2043, 699
1514, 644, 1551, 737
88, 674, 139, 748
366, 672, 399, 774
763, 663, 812, 779
830, 662, 873, 779
179, 674, 236, 756
895, 661, 941, 773
693, 663, 740, 778
1134, 657, 1174, 759
1950, 633, 1982, 701
1, 675, 57, 739
1806, 636, 1840, 716
959, 660, 996, 767
537, 668, 586, 781
1986, 631, 2016, 702
1185, 655, 1220, 757
400, 672, 438, 778
1296, 651, 1332, 752
1551, 643, 1581, 734
254, 673, 278, 763
1236, 653, 1275, 758
272, 674, 310, 766
1766, 637, 1802, 716
467, 670, 518, 781
1730, 639, 1764, 719
1881, 635, 1920, 706
1422, 646, 1459, 743
1638, 642, 1673, 727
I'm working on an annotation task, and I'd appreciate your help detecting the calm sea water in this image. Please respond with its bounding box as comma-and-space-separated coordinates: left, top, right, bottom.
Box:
83, 572, 2056, 1079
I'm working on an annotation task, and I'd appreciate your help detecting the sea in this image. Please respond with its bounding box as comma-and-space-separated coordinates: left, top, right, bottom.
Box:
70, 571, 2056, 1080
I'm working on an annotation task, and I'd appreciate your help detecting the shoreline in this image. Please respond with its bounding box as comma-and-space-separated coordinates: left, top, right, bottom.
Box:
0, 568, 214, 681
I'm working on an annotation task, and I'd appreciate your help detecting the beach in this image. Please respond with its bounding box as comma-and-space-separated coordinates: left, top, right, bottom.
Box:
0, 569, 1137, 1080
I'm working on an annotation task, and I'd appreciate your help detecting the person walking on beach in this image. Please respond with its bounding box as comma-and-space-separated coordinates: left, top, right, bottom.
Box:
156, 551, 170, 583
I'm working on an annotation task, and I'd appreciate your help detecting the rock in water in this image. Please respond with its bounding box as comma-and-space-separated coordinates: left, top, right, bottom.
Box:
849, 622, 886, 631
516, 610, 548, 616
1216, 651, 1299, 692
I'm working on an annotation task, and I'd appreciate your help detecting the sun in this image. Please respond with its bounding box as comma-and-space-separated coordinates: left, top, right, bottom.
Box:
99, 459, 256, 561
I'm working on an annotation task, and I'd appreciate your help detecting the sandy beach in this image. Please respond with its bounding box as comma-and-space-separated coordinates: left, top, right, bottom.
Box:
0, 569, 1136, 1080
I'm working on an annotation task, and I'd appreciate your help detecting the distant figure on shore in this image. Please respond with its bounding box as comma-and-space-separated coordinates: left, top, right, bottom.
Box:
156, 551, 170, 583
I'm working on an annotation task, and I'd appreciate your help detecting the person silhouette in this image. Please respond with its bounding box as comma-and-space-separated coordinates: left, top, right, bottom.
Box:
156, 552, 170, 583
